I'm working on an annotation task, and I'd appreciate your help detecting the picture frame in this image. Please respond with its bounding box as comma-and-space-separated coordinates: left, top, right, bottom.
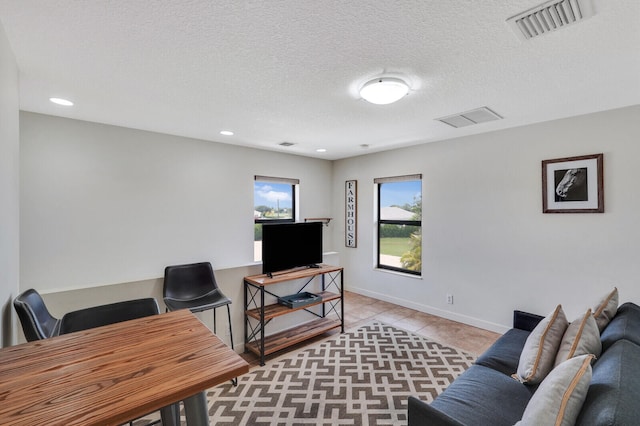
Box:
542, 153, 604, 213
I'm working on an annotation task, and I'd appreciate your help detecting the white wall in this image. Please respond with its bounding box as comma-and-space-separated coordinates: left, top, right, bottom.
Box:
20, 112, 334, 292
0, 22, 20, 347
18, 102, 640, 341
19, 112, 336, 347
332, 106, 640, 333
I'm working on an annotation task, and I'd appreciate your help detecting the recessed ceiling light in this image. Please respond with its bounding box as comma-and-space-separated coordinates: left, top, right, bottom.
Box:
220, 130, 234, 136
316, 148, 327, 153
359, 78, 409, 105
49, 97, 73, 106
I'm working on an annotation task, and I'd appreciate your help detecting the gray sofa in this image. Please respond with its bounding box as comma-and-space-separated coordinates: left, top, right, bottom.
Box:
408, 302, 640, 425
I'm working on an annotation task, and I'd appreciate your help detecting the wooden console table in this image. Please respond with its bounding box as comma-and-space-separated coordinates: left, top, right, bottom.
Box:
244, 264, 344, 365
0, 310, 249, 426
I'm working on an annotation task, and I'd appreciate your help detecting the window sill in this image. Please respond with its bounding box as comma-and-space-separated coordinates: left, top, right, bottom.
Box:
374, 267, 423, 280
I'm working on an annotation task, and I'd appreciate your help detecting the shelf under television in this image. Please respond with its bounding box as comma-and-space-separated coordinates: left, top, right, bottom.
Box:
244, 317, 341, 357
245, 291, 340, 321
244, 264, 343, 286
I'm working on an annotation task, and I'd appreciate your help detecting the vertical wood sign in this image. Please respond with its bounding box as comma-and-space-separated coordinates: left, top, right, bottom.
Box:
345, 180, 357, 247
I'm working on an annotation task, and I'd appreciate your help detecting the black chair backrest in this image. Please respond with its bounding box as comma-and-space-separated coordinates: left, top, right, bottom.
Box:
163, 262, 218, 300
13, 289, 60, 341
59, 298, 160, 334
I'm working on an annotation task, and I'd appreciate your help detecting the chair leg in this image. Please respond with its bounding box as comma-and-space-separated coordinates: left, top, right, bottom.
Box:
226, 304, 234, 350
226, 304, 237, 386
212, 308, 217, 334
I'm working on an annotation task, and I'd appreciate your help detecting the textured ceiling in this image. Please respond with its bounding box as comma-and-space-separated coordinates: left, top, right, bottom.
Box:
0, 0, 639, 159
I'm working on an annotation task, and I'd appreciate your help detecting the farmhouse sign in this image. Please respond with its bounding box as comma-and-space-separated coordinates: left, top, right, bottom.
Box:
345, 180, 357, 247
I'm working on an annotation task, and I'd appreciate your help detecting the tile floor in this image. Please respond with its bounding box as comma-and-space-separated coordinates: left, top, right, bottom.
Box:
241, 290, 501, 367
343, 291, 501, 355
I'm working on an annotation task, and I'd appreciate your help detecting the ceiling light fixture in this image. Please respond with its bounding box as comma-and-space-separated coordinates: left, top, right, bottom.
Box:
220, 130, 234, 136
359, 77, 409, 105
316, 148, 327, 153
49, 97, 73, 106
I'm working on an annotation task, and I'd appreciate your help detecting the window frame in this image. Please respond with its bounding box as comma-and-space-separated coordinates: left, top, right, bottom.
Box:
254, 176, 298, 262
375, 174, 422, 276
254, 176, 298, 224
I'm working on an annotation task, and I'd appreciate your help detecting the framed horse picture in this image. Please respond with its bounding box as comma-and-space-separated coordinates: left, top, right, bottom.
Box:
542, 153, 604, 213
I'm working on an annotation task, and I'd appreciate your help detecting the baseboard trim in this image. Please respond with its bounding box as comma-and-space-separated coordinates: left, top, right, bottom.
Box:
347, 285, 510, 334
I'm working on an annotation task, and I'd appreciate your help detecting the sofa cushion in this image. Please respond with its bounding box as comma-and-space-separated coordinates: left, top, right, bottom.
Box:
514, 305, 568, 384
430, 365, 534, 426
592, 287, 618, 332
516, 354, 594, 426
600, 302, 640, 351
576, 339, 640, 426
475, 328, 530, 376
555, 309, 601, 367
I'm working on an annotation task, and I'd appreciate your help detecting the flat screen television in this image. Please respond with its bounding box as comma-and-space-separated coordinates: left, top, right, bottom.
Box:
262, 222, 323, 275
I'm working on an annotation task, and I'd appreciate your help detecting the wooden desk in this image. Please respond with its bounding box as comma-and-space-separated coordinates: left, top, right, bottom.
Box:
0, 310, 249, 426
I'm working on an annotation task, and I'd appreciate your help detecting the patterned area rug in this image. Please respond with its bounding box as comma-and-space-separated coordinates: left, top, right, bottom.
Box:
139, 321, 474, 425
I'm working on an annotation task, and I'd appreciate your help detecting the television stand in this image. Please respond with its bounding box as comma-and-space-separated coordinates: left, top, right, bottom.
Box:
243, 264, 344, 366
266, 264, 320, 278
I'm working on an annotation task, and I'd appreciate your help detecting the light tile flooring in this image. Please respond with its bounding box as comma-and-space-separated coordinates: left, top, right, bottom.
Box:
241, 290, 501, 367
343, 291, 500, 354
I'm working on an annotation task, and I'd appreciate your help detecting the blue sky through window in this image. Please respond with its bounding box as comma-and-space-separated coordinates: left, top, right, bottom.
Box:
380, 180, 421, 207
254, 182, 293, 209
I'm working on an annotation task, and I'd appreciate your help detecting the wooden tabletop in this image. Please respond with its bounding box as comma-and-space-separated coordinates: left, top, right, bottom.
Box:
244, 263, 343, 286
0, 309, 249, 426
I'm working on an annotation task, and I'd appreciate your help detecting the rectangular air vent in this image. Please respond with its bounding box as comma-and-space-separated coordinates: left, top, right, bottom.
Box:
436, 107, 503, 129
507, 0, 595, 41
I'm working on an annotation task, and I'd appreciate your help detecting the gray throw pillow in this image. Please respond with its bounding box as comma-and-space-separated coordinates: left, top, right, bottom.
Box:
516, 354, 594, 426
592, 287, 618, 332
514, 305, 568, 384
555, 309, 602, 367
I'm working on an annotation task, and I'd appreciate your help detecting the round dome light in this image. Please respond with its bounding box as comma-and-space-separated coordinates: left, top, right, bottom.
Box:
359, 78, 409, 105
49, 97, 74, 106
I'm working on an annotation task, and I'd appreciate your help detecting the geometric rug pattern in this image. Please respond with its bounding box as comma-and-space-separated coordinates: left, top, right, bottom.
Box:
198, 322, 475, 425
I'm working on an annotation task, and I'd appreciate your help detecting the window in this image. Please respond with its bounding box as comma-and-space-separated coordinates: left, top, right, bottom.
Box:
254, 176, 298, 261
376, 175, 422, 275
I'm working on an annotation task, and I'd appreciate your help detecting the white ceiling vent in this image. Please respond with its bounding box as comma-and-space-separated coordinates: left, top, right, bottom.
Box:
436, 107, 503, 129
507, 0, 595, 41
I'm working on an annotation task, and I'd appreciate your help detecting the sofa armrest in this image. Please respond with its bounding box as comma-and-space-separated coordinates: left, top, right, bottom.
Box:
513, 310, 544, 331
408, 396, 465, 426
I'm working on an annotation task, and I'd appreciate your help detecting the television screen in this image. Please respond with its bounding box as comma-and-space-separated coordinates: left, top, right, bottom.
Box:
262, 222, 323, 275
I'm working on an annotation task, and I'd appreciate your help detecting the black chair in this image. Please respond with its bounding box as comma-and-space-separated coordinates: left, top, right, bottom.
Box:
163, 262, 234, 350
13, 289, 61, 341
57, 297, 178, 426
14, 291, 178, 426
59, 298, 160, 334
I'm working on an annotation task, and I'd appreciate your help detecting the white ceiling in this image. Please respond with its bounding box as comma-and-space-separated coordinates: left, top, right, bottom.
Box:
1, 0, 639, 160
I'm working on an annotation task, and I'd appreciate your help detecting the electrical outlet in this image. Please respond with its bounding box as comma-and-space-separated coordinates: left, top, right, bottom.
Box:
446, 294, 454, 305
